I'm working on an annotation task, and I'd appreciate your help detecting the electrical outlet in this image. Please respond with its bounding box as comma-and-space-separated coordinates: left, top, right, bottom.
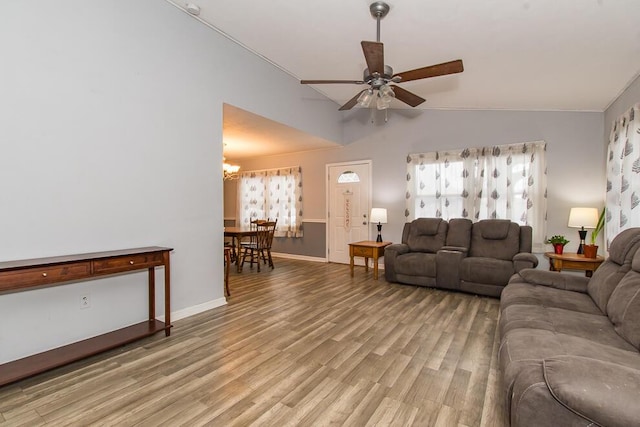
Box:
80, 295, 91, 309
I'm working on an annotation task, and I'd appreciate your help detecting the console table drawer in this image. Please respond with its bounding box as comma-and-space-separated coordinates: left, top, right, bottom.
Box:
0, 262, 91, 291
93, 252, 165, 274
352, 246, 374, 257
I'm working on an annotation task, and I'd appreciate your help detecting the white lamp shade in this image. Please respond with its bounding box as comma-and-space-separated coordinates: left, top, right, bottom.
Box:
568, 207, 599, 228
370, 208, 387, 224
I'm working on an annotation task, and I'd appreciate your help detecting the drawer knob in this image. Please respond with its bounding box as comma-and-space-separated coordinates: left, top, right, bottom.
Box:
42, 272, 47, 277
129, 260, 134, 265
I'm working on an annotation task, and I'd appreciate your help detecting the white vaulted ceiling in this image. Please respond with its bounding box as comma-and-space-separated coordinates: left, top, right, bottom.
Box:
167, 0, 640, 112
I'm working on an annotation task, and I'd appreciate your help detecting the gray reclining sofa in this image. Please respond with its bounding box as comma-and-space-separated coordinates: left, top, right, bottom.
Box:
384, 218, 538, 297
499, 227, 640, 426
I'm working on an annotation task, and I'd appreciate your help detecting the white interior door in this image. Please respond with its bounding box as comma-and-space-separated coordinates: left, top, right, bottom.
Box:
327, 161, 371, 264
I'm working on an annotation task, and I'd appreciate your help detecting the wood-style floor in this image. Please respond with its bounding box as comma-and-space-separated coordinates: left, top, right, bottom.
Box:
0, 258, 506, 426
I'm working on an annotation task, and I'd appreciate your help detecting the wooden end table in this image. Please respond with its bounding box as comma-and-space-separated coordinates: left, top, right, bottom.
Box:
349, 241, 392, 280
544, 252, 605, 277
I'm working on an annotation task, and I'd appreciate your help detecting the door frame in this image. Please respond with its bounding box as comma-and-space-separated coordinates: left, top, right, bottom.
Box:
325, 160, 373, 262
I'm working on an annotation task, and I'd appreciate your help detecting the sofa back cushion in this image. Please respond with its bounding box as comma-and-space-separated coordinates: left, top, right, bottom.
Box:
607, 248, 640, 349
446, 218, 472, 249
469, 219, 520, 260
587, 227, 640, 313
406, 218, 448, 253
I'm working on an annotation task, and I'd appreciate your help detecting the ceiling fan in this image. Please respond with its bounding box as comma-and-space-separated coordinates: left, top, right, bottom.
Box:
300, 1, 464, 111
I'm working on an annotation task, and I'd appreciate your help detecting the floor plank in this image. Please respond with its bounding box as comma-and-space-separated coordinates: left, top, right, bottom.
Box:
0, 257, 507, 426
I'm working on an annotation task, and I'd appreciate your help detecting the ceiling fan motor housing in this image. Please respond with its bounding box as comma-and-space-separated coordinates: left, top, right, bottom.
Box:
363, 65, 394, 88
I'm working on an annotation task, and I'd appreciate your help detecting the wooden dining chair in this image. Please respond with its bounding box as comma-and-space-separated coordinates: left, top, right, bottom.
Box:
260, 219, 277, 270
240, 220, 277, 272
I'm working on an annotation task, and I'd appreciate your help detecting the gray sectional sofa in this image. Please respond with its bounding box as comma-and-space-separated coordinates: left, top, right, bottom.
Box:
499, 227, 640, 427
384, 218, 538, 297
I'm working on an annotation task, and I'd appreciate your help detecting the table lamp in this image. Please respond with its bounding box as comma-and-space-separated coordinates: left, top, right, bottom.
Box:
370, 208, 387, 242
568, 207, 599, 254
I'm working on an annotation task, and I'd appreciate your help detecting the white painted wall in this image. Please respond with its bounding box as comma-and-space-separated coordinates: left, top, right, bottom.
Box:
0, 0, 341, 364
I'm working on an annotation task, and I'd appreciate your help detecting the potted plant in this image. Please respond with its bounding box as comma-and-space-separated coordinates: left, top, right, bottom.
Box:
546, 235, 570, 254
584, 208, 605, 258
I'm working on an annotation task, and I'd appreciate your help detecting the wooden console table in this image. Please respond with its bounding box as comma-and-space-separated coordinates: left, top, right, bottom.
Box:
0, 246, 172, 387
544, 252, 604, 277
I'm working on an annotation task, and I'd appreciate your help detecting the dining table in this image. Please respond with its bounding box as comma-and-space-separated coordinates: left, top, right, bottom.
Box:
224, 226, 257, 272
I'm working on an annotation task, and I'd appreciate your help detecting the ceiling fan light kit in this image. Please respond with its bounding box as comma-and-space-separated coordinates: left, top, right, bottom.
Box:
300, 1, 464, 112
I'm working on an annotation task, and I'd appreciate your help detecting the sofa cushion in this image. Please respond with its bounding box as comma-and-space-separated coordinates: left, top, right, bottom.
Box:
394, 252, 437, 277
406, 218, 447, 253
500, 305, 627, 348
460, 257, 514, 286
587, 227, 640, 313
543, 356, 640, 427
469, 220, 520, 260
607, 250, 640, 349
500, 328, 640, 394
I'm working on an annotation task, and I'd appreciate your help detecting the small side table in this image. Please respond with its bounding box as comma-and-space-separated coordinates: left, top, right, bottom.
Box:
349, 241, 392, 280
544, 252, 605, 277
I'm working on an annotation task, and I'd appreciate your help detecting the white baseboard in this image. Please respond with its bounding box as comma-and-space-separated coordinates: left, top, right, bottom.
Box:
271, 252, 327, 263
156, 297, 227, 323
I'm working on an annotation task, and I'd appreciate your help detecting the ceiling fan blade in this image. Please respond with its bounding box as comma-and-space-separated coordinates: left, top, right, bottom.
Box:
361, 41, 384, 75
391, 85, 426, 107
339, 90, 366, 111
301, 79, 365, 85
394, 59, 464, 83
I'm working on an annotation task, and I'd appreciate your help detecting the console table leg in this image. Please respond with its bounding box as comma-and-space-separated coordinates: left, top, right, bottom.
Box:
164, 251, 171, 337
148, 267, 155, 321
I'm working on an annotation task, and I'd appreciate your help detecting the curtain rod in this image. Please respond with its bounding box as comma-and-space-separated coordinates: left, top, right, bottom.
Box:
240, 165, 300, 174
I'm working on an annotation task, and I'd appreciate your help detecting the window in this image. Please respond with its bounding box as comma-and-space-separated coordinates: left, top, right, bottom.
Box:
337, 171, 360, 183
238, 166, 303, 237
406, 141, 547, 251
606, 103, 640, 247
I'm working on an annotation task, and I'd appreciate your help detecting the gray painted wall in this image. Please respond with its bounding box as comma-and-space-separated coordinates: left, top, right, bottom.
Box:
605, 74, 640, 137
230, 109, 606, 258
0, 0, 341, 363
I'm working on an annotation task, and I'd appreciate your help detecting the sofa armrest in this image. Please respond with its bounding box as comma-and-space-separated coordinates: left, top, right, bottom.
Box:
513, 252, 539, 272
441, 245, 468, 255
543, 356, 640, 427
514, 268, 589, 293
384, 243, 409, 282
384, 243, 410, 256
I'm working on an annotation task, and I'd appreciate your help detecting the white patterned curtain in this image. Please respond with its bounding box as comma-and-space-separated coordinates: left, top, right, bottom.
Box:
238, 166, 303, 237
606, 103, 640, 248
406, 141, 547, 251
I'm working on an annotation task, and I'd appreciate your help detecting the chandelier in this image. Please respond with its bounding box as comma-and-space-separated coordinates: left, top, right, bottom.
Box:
223, 158, 240, 180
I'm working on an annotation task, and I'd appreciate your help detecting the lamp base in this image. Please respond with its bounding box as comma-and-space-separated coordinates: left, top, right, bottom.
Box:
376, 223, 383, 242
577, 229, 587, 255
